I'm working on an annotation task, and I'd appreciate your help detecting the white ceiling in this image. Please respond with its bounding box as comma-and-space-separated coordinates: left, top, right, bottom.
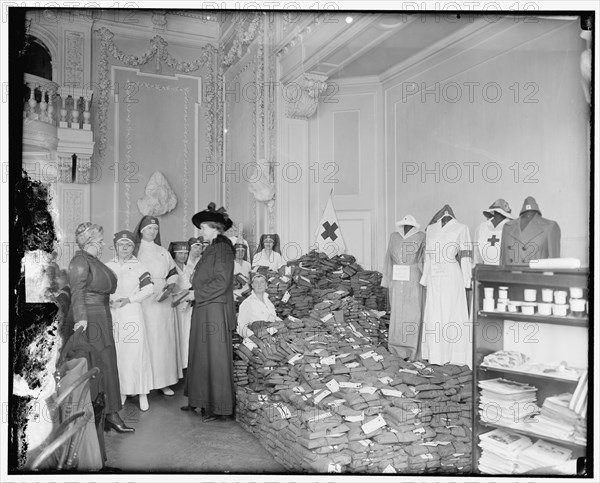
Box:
322, 13, 583, 80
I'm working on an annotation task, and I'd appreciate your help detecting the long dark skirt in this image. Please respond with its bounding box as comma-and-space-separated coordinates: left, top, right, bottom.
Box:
67, 303, 122, 414
185, 303, 235, 415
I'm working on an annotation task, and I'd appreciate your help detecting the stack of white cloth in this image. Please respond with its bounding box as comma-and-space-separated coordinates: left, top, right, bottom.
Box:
479, 378, 539, 426
478, 428, 532, 474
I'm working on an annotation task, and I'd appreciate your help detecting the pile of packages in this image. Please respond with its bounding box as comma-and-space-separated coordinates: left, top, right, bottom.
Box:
246, 251, 388, 318
234, 311, 472, 473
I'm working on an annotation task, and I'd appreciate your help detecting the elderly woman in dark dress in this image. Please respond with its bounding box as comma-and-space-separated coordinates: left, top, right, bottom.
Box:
181, 203, 236, 422
66, 222, 134, 433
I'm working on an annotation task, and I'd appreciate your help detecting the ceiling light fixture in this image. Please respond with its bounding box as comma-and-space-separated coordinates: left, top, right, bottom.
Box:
345, 16, 353, 24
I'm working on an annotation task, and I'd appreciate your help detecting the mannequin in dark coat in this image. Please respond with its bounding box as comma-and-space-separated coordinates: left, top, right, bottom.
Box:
500, 196, 561, 265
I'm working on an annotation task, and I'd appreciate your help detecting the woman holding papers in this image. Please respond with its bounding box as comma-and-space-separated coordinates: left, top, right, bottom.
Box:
133, 215, 182, 396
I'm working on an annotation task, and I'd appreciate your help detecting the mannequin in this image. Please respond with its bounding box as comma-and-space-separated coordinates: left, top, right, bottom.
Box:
381, 215, 425, 360
474, 199, 513, 265
420, 205, 472, 367
500, 196, 561, 265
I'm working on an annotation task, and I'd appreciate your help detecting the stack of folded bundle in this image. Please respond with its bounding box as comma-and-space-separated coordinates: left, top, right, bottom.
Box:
234, 310, 473, 474
350, 271, 382, 309
377, 314, 390, 349
233, 360, 249, 386
265, 271, 294, 316
333, 297, 385, 344
232, 332, 249, 387
236, 386, 270, 429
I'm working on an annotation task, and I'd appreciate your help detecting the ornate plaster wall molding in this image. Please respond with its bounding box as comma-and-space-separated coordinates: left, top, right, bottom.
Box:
151, 10, 168, 32
222, 12, 263, 68
95, 26, 217, 168
64, 30, 84, 88
285, 73, 329, 120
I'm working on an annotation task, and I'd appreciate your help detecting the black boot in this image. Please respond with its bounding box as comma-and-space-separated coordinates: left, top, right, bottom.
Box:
104, 412, 135, 433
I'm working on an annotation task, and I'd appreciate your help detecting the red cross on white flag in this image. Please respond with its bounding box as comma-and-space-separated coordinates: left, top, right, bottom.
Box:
313, 193, 346, 257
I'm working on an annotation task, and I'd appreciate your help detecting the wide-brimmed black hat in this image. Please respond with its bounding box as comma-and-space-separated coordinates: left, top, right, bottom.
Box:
192, 202, 233, 231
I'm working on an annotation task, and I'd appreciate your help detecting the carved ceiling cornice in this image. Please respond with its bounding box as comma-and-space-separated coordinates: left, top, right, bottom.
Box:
273, 13, 321, 57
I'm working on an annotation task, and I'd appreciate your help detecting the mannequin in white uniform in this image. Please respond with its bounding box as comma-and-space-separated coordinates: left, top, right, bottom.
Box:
474, 198, 513, 265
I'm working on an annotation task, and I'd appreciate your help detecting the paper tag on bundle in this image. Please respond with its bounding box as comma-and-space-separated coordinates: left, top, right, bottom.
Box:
361, 414, 386, 435
337, 353, 350, 359
288, 353, 304, 365
345, 412, 365, 422
242, 338, 258, 351
360, 350, 377, 360
358, 439, 372, 447
327, 463, 341, 473
266, 327, 278, 335
421, 441, 450, 447
372, 354, 384, 362
359, 386, 377, 395
263, 366, 275, 371
412, 361, 427, 369
347, 338, 356, 343
345, 362, 360, 369
339, 381, 361, 389
285, 266, 292, 275
335, 290, 345, 295
378, 376, 394, 385
398, 368, 419, 375
312, 348, 326, 355
292, 385, 305, 394
313, 389, 332, 404
282, 291, 291, 303
413, 427, 426, 434
352, 345, 360, 349
308, 410, 333, 422
321, 313, 334, 322
309, 362, 321, 369
381, 388, 404, 398
325, 379, 340, 393
320, 355, 336, 365
258, 394, 268, 402
274, 403, 292, 419
392, 264, 410, 282
420, 453, 434, 460
382, 464, 397, 474
288, 315, 300, 322
326, 399, 346, 408
280, 275, 290, 283
411, 408, 421, 415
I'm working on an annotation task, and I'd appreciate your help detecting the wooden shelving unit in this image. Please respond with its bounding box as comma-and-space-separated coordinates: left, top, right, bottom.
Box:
472, 265, 590, 474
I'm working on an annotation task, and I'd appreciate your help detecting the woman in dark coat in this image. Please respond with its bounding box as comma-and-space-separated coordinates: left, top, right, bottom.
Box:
182, 203, 236, 422
66, 222, 134, 433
